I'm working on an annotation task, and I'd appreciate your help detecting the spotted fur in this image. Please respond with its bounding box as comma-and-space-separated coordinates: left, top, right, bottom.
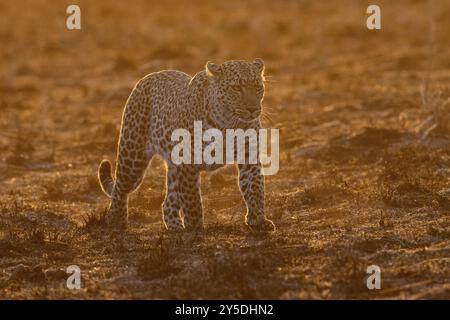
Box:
98, 59, 275, 232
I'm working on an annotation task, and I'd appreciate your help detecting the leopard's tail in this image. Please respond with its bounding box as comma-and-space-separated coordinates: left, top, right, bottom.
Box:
98, 160, 114, 198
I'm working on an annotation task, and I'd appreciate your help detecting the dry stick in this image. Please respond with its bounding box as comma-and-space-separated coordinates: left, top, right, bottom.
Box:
0, 131, 16, 139
417, 0, 439, 138
420, 0, 437, 108
379, 279, 434, 295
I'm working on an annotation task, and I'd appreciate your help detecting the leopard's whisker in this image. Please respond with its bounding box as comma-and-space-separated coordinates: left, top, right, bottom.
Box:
262, 110, 274, 118
262, 110, 275, 116
263, 108, 275, 114
261, 114, 274, 126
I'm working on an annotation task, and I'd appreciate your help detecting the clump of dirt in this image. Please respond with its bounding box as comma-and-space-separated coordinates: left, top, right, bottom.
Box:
137, 237, 180, 280
321, 127, 406, 164
376, 146, 450, 210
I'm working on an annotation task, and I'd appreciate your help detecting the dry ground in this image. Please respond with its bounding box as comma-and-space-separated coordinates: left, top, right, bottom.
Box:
0, 0, 449, 299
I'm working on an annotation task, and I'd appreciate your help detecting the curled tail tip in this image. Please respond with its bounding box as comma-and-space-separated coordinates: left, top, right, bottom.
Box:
98, 159, 114, 197
99, 159, 111, 173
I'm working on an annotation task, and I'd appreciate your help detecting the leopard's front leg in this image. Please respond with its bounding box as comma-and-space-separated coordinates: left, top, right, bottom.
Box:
177, 165, 204, 231
162, 163, 184, 231
238, 163, 275, 232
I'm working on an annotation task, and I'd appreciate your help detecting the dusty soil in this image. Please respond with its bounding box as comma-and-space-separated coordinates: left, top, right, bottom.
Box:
0, 0, 449, 299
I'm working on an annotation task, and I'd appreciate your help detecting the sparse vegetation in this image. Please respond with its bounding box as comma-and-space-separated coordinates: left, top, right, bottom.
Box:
82, 209, 108, 230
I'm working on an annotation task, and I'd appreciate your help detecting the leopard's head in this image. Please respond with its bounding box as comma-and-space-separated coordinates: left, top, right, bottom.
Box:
205, 59, 265, 124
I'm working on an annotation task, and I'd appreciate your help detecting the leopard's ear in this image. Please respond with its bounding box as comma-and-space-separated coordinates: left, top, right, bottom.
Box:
205, 61, 222, 77
253, 58, 265, 74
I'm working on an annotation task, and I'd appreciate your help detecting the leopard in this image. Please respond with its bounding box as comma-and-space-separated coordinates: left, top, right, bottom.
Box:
98, 58, 276, 232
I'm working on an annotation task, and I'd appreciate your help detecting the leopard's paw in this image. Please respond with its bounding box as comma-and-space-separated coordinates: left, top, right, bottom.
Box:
247, 217, 276, 233
105, 210, 128, 230
183, 217, 204, 233
165, 223, 185, 233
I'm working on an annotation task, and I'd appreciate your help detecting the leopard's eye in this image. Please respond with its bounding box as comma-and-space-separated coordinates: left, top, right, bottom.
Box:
231, 84, 241, 92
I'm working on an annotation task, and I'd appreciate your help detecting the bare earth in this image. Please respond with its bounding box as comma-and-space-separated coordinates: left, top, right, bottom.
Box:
0, 0, 449, 299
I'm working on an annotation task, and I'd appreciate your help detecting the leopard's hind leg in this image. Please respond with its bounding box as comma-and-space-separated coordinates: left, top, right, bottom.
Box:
99, 150, 151, 229
98, 87, 152, 229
